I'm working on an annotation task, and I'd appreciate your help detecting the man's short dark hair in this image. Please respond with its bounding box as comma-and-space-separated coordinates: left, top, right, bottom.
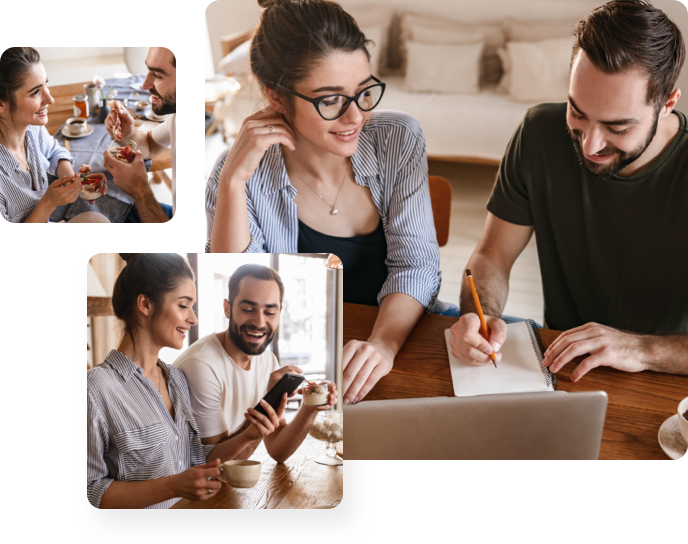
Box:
227, 264, 284, 307
572, 0, 685, 107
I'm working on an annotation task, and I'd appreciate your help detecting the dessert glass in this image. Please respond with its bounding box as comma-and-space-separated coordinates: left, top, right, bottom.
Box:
302, 380, 331, 407
308, 410, 343, 466
108, 140, 139, 163
76, 165, 106, 202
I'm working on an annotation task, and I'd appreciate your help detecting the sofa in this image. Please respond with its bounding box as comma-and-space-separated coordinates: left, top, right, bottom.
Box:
215, 0, 687, 164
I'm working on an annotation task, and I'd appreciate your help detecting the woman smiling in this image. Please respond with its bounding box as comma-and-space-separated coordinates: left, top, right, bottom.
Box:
87, 254, 286, 509
0, 47, 108, 223
205, 0, 448, 405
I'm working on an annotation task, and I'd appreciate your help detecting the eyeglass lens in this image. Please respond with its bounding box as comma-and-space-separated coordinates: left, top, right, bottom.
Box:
317, 85, 383, 120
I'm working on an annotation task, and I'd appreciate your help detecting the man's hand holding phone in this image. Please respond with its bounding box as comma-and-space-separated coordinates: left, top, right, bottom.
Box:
243, 394, 288, 441
267, 366, 303, 391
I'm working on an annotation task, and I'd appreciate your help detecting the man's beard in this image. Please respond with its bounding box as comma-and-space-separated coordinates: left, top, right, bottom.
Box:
567, 109, 659, 179
151, 91, 177, 115
228, 318, 277, 356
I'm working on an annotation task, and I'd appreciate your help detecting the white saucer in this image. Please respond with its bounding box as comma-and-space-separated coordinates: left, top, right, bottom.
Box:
658, 414, 687, 459
61, 124, 95, 139
144, 109, 166, 122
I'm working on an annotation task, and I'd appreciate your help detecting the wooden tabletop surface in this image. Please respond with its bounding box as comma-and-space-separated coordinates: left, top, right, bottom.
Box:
171, 435, 342, 509
344, 303, 688, 460
47, 82, 171, 172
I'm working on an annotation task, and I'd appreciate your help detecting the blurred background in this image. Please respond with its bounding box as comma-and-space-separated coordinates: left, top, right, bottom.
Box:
203, 0, 687, 325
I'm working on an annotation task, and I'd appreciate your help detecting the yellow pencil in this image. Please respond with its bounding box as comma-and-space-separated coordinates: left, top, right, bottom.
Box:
465, 269, 497, 368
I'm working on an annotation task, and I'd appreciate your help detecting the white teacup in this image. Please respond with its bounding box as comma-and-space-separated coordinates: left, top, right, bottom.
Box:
218, 460, 261, 488
678, 396, 688, 444
66, 117, 87, 136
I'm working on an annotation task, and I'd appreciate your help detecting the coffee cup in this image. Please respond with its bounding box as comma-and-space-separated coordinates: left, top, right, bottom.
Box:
66, 117, 87, 136
678, 396, 688, 444
217, 460, 261, 488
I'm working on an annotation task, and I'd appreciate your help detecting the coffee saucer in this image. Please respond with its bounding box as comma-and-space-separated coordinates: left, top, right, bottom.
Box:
61, 124, 95, 139
658, 414, 687, 460
144, 109, 165, 122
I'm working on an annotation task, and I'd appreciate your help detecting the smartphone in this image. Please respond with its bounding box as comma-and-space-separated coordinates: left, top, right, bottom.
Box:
253, 373, 305, 417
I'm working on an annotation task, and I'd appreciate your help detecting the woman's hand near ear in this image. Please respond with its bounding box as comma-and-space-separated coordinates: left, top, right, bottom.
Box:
218, 108, 296, 186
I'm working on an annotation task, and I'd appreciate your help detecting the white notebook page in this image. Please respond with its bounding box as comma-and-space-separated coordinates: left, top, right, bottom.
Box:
444, 321, 553, 397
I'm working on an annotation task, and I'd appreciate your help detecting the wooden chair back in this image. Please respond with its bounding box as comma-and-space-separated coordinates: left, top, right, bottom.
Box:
428, 176, 452, 247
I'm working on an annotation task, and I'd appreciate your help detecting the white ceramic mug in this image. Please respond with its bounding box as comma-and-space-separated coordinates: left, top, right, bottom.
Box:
217, 460, 261, 488
678, 396, 688, 444
66, 117, 87, 136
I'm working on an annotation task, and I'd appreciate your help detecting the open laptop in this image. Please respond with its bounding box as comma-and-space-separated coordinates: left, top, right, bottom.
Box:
345, 391, 608, 460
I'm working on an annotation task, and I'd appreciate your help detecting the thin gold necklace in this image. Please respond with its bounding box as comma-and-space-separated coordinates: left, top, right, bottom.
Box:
286, 158, 349, 216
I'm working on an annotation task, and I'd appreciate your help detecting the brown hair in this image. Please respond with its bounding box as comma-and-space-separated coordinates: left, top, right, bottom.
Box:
0, 47, 41, 137
572, 0, 685, 107
112, 254, 195, 342
251, 0, 371, 107
227, 264, 284, 307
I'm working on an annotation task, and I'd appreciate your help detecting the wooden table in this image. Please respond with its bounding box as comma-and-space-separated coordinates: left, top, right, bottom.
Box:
344, 303, 688, 460
48, 82, 171, 173
171, 435, 342, 509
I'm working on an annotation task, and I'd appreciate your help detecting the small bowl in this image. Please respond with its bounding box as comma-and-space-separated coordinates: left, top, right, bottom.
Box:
133, 119, 145, 130
135, 101, 149, 110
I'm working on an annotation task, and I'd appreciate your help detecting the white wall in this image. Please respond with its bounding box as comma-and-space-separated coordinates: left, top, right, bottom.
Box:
35, 47, 124, 61
204, 0, 688, 110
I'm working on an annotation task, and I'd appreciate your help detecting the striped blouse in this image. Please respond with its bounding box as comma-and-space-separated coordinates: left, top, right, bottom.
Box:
0, 125, 73, 223
206, 110, 442, 309
87, 350, 214, 509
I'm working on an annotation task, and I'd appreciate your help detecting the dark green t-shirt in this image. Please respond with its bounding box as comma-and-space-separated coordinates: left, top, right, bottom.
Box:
487, 102, 688, 334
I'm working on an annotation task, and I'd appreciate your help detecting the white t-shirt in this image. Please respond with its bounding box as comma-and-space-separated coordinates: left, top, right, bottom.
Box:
175, 333, 280, 438
150, 113, 176, 214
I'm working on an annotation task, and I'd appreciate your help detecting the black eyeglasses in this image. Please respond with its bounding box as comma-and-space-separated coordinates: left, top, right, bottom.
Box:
270, 76, 386, 121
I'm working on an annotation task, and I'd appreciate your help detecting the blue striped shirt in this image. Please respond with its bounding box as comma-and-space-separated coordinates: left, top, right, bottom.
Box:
87, 350, 214, 509
206, 110, 441, 309
0, 125, 73, 223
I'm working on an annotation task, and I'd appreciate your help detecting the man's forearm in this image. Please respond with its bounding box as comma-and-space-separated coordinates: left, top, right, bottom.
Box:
131, 186, 169, 223
264, 410, 315, 463
641, 334, 688, 375
207, 427, 260, 463
368, 292, 424, 357
460, 251, 511, 317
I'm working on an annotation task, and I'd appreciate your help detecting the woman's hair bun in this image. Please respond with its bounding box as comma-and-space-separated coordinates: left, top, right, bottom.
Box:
119, 253, 138, 263
257, 0, 283, 9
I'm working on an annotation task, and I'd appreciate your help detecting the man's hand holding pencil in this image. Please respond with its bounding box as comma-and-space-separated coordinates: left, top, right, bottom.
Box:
449, 269, 507, 367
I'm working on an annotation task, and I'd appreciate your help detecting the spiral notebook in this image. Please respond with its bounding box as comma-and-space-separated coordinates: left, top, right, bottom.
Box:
444, 319, 556, 397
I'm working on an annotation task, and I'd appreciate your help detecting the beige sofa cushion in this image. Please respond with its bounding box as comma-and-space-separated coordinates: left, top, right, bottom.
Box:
503, 17, 577, 42
500, 37, 574, 102
399, 12, 505, 86
348, 6, 395, 72
404, 41, 483, 94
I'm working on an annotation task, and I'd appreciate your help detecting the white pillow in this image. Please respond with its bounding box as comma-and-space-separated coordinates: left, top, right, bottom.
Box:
218, 39, 251, 76
404, 41, 483, 94
409, 26, 485, 45
503, 37, 574, 102
348, 6, 395, 73
503, 17, 577, 42
399, 13, 505, 85
360, 25, 383, 76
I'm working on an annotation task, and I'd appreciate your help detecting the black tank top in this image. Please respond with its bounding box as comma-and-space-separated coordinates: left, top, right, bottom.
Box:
297, 219, 388, 306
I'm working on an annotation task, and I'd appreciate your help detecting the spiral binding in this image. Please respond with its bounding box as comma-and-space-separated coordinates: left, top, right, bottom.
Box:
525, 319, 557, 390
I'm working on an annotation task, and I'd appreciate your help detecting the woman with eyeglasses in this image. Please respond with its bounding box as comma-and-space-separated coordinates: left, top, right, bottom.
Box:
206, 0, 446, 405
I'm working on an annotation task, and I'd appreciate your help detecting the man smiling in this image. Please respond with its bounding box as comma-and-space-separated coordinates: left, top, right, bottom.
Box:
175, 264, 336, 463
103, 47, 176, 222
449, 0, 688, 381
